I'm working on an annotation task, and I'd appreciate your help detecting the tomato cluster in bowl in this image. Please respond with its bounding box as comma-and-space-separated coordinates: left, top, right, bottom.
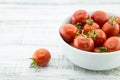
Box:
60, 10, 120, 53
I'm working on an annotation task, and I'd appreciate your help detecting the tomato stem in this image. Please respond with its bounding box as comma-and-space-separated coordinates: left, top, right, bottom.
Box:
75, 23, 83, 36
81, 30, 88, 38
86, 19, 93, 25
99, 47, 108, 53
75, 23, 83, 29
90, 29, 98, 40
108, 16, 117, 25
75, 29, 80, 36
29, 58, 39, 69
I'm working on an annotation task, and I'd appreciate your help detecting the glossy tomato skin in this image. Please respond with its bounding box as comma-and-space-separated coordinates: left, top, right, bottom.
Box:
102, 22, 119, 38
59, 24, 77, 43
103, 37, 120, 52
94, 29, 107, 47
72, 10, 89, 24
73, 35, 94, 52
91, 10, 109, 26
84, 22, 100, 34
33, 49, 51, 66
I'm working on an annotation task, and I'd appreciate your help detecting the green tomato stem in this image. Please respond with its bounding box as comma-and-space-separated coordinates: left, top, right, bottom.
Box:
29, 58, 39, 69
91, 29, 98, 40
99, 47, 108, 53
108, 16, 117, 25
86, 19, 94, 25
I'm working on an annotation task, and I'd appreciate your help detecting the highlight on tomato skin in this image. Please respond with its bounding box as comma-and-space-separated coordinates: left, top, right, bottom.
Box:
59, 24, 77, 43
72, 10, 89, 25
30, 48, 51, 68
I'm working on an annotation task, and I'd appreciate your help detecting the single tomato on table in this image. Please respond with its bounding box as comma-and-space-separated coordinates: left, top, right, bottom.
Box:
72, 10, 89, 24
30, 48, 51, 68
59, 24, 77, 43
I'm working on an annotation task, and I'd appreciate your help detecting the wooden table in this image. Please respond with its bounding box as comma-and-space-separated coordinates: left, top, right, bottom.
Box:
0, 0, 120, 80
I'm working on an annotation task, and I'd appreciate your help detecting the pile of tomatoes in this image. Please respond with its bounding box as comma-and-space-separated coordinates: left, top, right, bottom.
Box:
60, 10, 120, 53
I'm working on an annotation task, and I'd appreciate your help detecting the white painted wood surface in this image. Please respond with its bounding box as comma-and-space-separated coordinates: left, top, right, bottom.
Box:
0, 0, 120, 80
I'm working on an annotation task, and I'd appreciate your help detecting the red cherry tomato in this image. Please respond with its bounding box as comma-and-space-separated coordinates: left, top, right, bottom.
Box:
92, 29, 107, 47
103, 37, 120, 52
73, 35, 94, 52
91, 10, 109, 26
72, 10, 89, 24
84, 19, 100, 34
30, 48, 51, 68
59, 24, 77, 43
102, 17, 119, 38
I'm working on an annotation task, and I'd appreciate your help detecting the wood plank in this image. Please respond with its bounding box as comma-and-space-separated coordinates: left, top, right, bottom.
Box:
0, 0, 120, 5
0, 46, 120, 80
0, 4, 120, 21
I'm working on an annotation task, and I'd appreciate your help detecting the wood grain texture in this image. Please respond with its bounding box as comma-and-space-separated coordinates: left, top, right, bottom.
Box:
0, 0, 120, 5
0, 0, 120, 80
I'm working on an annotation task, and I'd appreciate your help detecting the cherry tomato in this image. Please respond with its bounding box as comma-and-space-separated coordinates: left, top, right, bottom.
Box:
72, 10, 89, 24
103, 37, 120, 52
84, 19, 100, 34
102, 16, 119, 38
91, 10, 109, 26
30, 48, 51, 68
59, 24, 77, 43
91, 29, 107, 47
73, 35, 94, 52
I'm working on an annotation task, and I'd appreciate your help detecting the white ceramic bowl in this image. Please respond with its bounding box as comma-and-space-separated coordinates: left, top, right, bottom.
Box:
59, 16, 120, 71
